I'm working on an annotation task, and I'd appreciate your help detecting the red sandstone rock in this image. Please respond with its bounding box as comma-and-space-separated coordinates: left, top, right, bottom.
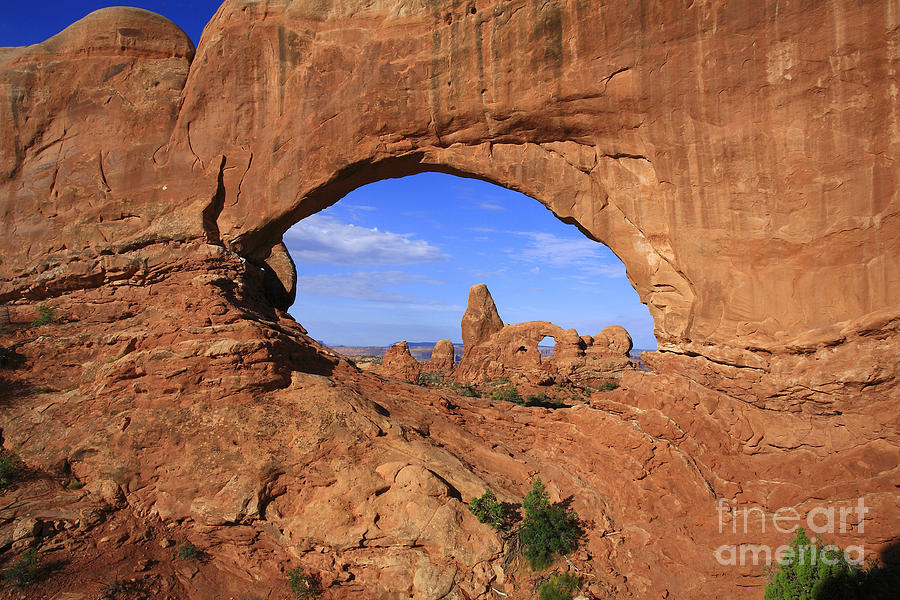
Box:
379, 340, 421, 383
591, 326, 633, 357
457, 285, 636, 385
423, 339, 456, 373
0, 2, 898, 599
460, 284, 505, 349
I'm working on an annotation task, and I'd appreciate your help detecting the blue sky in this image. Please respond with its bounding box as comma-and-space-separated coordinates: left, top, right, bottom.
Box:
1, 1, 220, 48
286, 173, 656, 349
5, 2, 656, 349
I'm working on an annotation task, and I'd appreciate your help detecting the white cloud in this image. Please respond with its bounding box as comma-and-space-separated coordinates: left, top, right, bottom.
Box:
514, 232, 626, 278
470, 268, 507, 278
300, 271, 453, 307
285, 214, 447, 265
479, 202, 505, 211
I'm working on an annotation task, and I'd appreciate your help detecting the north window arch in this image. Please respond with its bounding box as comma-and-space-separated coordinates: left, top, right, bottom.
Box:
275, 171, 657, 353
226, 149, 694, 355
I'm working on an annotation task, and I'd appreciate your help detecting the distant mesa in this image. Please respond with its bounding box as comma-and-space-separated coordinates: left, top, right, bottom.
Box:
377, 284, 636, 386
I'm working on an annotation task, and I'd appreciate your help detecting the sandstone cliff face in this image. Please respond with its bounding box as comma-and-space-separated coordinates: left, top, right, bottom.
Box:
0, 2, 898, 599
1, 0, 896, 404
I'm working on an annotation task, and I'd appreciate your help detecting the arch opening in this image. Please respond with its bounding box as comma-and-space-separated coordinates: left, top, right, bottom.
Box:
224, 145, 695, 356
277, 171, 656, 358
539, 336, 556, 360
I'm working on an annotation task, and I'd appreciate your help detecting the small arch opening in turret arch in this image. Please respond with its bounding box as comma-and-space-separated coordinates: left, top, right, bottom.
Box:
539, 336, 556, 359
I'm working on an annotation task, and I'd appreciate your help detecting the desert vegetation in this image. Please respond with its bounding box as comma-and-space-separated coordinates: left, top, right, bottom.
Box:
416, 370, 479, 396
30, 304, 56, 327
416, 371, 442, 386
490, 385, 521, 404
469, 476, 583, 598
287, 567, 320, 598
174, 542, 201, 562
765, 528, 898, 600
519, 478, 582, 570
0, 449, 22, 487
538, 571, 581, 600
597, 380, 619, 392
414, 364, 624, 409
2, 549, 44, 587
468, 489, 510, 531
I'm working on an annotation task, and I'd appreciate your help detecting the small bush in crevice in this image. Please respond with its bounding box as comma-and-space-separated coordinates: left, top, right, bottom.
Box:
31, 304, 56, 327
174, 543, 201, 562
287, 567, 320, 598
2, 549, 44, 587
0, 450, 22, 487
598, 380, 619, 392
538, 571, 581, 600
99, 575, 154, 600
468, 489, 509, 530
519, 477, 582, 570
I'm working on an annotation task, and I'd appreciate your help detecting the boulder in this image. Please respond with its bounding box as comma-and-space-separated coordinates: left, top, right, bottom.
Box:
379, 341, 421, 383
423, 340, 455, 373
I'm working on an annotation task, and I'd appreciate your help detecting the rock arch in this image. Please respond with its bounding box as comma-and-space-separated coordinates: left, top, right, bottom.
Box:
3, 1, 895, 408
1, 3, 898, 599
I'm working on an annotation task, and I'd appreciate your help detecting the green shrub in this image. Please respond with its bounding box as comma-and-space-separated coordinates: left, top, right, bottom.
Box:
417, 371, 442, 387
448, 382, 478, 397
0, 451, 22, 487
491, 386, 521, 404
765, 528, 864, 600
519, 478, 582, 570
598, 380, 619, 392
287, 567, 320, 598
2, 549, 43, 586
106, 352, 127, 364
174, 543, 201, 562
32, 385, 53, 394
468, 489, 508, 530
31, 304, 56, 327
570, 391, 588, 403
538, 572, 581, 600
67, 480, 84, 490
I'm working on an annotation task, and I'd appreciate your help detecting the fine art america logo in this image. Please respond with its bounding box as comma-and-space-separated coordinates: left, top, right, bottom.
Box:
714, 498, 868, 566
